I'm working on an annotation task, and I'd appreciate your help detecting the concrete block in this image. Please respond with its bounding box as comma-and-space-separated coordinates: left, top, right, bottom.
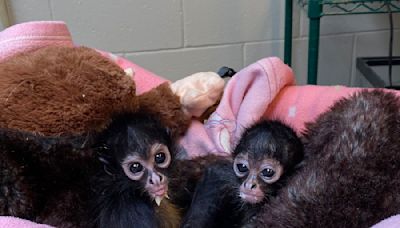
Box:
6, 0, 51, 24
184, 0, 300, 46
51, 0, 182, 52
245, 34, 354, 85
125, 44, 243, 81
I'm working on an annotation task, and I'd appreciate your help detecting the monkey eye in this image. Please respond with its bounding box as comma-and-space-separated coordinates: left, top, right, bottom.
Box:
236, 163, 249, 173
151, 145, 171, 168
261, 168, 275, 178
129, 162, 144, 174
155, 152, 166, 164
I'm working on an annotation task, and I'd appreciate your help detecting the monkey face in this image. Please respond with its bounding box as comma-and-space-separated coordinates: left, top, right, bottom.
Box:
233, 153, 283, 204
121, 143, 171, 205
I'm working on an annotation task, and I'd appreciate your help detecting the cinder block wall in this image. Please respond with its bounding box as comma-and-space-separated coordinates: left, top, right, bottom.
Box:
2, 0, 399, 85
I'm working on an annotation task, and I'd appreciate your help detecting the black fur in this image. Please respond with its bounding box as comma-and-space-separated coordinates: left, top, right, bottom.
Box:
182, 119, 304, 228
90, 168, 159, 228
0, 128, 97, 227
250, 90, 400, 228
181, 159, 242, 228
90, 113, 176, 228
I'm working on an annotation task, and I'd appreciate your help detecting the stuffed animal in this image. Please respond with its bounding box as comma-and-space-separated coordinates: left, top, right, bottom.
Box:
0, 45, 225, 227
171, 68, 234, 122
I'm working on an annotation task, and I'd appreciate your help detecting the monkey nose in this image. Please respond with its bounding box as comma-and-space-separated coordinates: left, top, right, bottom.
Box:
149, 172, 163, 185
244, 181, 257, 190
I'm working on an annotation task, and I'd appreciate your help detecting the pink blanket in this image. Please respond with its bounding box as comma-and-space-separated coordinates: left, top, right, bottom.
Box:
0, 21, 73, 61
0, 21, 399, 227
183, 58, 400, 156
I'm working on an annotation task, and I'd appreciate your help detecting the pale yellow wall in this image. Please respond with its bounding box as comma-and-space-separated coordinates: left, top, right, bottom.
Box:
0, 0, 10, 30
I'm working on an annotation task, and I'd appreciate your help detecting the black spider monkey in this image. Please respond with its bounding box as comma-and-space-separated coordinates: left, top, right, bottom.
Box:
90, 112, 226, 228
249, 90, 400, 228
182, 119, 304, 228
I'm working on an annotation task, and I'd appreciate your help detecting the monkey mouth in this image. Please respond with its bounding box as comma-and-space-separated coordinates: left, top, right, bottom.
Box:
239, 191, 264, 204
148, 186, 168, 206
148, 185, 168, 198
150, 187, 167, 197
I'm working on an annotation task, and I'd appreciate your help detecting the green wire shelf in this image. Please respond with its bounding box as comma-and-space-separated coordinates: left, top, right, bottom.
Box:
284, 0, 400, 85
298, 0, 400, 16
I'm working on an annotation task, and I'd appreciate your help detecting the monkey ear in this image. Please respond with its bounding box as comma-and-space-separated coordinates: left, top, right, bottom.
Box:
96, 144, 111, 164
91, 141, 118, 176
96, 145, 117, 176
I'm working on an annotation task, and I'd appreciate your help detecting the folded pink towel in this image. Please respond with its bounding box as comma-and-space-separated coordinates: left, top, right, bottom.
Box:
0, 21, 73, 61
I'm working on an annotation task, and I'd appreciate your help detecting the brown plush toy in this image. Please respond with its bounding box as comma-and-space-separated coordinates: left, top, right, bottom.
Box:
0, 46, 191, 227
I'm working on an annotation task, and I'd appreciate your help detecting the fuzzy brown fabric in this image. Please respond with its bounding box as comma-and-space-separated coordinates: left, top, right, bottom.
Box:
251, 90, 400, 228
138, 82, 191, 138
0, 46, 138, 136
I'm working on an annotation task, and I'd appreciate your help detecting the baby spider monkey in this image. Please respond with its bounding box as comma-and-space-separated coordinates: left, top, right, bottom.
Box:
90, 112, 187, 228
182, 119, 304, 228
89, 112, 226, 228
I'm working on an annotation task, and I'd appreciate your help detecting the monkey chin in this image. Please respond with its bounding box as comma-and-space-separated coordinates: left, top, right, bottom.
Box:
239, 191, 264, 205
148, 185, 169, 206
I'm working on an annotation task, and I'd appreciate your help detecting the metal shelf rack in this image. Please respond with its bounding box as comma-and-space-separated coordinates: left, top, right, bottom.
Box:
284, 0, 400, 84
